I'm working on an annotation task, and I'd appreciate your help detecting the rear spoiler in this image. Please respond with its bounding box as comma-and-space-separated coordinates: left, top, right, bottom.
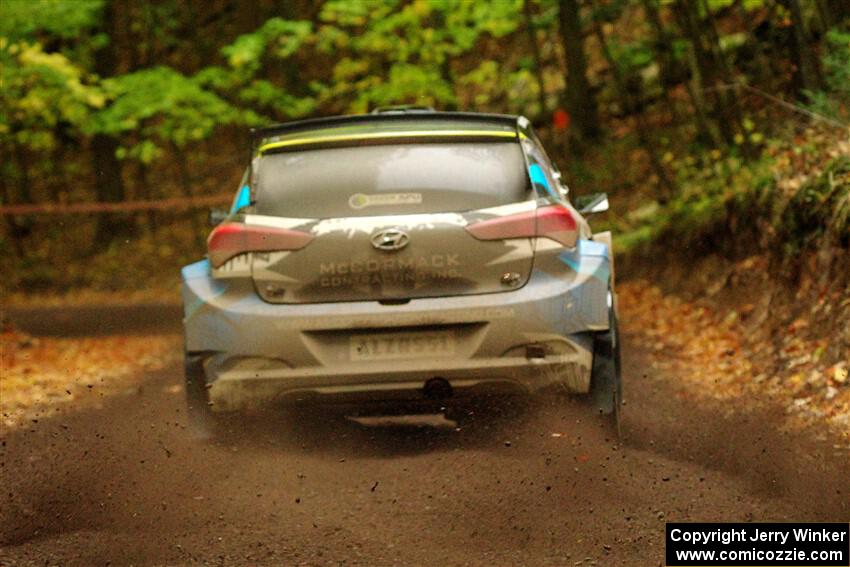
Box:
250, 112, 524, 155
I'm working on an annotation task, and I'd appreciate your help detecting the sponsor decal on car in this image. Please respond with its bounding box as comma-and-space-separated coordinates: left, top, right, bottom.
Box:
319, 254, 460, 275
318, 254, 463, 287
320, 270, 462, 288
348, 193, 423, 209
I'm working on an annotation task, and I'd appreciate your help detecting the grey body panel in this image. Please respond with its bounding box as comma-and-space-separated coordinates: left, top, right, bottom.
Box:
182, 238, 610, 412
247, 141, 536, 304
247, 207, 536, 303
183, 111, 614, 412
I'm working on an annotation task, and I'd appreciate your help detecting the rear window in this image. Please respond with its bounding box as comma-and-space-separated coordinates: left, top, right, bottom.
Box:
253, 142, 530, 218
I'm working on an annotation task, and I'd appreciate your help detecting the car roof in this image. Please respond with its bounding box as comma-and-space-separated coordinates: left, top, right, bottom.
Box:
254, 112, 524, 155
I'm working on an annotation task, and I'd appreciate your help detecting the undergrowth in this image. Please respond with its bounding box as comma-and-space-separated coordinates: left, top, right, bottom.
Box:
2, 214, 206, 296
615, 129, 850, 268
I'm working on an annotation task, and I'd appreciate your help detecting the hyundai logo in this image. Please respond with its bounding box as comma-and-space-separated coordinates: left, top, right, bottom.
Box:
371, 228, 410, 251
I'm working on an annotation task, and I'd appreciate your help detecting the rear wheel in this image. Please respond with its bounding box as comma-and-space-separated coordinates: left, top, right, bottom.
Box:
589, 306, 622, 438
184, 351, 219, 440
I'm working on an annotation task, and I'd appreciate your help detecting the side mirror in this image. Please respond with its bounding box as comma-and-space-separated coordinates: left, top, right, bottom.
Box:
209, 208, 228, 227
552, 170, 569, 198
575, 192, 609, 215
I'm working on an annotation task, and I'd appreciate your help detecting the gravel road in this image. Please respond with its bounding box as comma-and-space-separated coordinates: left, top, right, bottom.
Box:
1, 329, 848, 566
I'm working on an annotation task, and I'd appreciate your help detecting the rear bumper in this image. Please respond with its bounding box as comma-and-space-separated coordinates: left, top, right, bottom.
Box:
206, 352, 590, 411
181, 246, 610, 411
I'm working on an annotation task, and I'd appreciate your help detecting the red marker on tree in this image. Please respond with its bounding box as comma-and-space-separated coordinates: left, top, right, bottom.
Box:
553, 108, 570, 131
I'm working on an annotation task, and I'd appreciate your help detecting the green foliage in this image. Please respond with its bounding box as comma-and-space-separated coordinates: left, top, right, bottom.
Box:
616, 134, 849, 262
315, 0, 522, 112
701, 0, 769, 14
3, 0, 848, 295
718, 32, 747, 52
776, 157, 850, 254
236, 80, 315, 119
459, 62, 542, 112
608, 40, 655, 72
616, 148, 776, 253
0, 39, 104, 151
93, 67, 255, 162
821, 28, 850, 93
196, 17, 316, 121
6, 213, 207, 292
223, 18, 313, 74
805, 28, 850, 122
0, 0, 103, 41
0, 2, 260, 166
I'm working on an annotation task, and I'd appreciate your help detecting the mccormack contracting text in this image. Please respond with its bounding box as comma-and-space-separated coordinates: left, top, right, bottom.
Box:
666, 523, 849, 566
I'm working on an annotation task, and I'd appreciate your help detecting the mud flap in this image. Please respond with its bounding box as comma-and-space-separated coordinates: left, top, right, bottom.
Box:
589, 308, 622, 435
590, 333, 616, 413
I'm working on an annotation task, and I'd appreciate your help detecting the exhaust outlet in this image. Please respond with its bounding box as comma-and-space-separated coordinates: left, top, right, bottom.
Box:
423, 377, 453, 400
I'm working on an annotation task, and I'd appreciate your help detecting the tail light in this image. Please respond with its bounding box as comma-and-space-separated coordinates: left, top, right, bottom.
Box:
207, 222, 313, 268
465, 204, 578, 247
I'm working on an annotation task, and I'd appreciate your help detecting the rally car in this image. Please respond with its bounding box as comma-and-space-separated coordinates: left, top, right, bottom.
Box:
181, 110, 621, 435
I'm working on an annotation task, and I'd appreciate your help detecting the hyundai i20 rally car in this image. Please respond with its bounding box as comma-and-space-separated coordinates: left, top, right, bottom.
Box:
181, 110, 621, 434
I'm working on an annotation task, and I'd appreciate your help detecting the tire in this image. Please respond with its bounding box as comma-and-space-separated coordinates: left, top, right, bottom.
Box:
184, 351, 219, 440
589, 306, 623, 437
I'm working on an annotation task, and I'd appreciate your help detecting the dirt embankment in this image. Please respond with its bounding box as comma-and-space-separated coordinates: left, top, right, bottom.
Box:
617, 134, 849, 443
620, 234, 849, 446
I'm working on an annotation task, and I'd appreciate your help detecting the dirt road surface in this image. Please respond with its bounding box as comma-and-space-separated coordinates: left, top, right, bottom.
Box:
1, 318, 848, 566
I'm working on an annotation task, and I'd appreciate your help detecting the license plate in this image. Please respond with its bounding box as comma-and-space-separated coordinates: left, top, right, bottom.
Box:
350, 330, 456, 361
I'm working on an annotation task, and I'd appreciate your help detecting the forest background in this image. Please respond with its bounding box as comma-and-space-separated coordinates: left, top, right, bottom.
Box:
1, 0, 848, 297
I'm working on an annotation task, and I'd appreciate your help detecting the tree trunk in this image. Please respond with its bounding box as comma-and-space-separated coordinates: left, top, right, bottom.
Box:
640, 0, 697, 131
672, 0, 737, 144
826, 0, 850, 21
558, 0, 600, 142
523, 0, 549, 121
138, 161, 158, 232
6, 143, 33, 256
734, 0, 769, 85
591, 12, 674, 202
92, 0, 128, 244
174, 145, 206, 249
784, 0, 823, 95
697, 0, 750, 154
813, 0, 832, 31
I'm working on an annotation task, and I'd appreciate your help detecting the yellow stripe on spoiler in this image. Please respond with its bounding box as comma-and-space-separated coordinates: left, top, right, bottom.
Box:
258, 129, 520, 154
